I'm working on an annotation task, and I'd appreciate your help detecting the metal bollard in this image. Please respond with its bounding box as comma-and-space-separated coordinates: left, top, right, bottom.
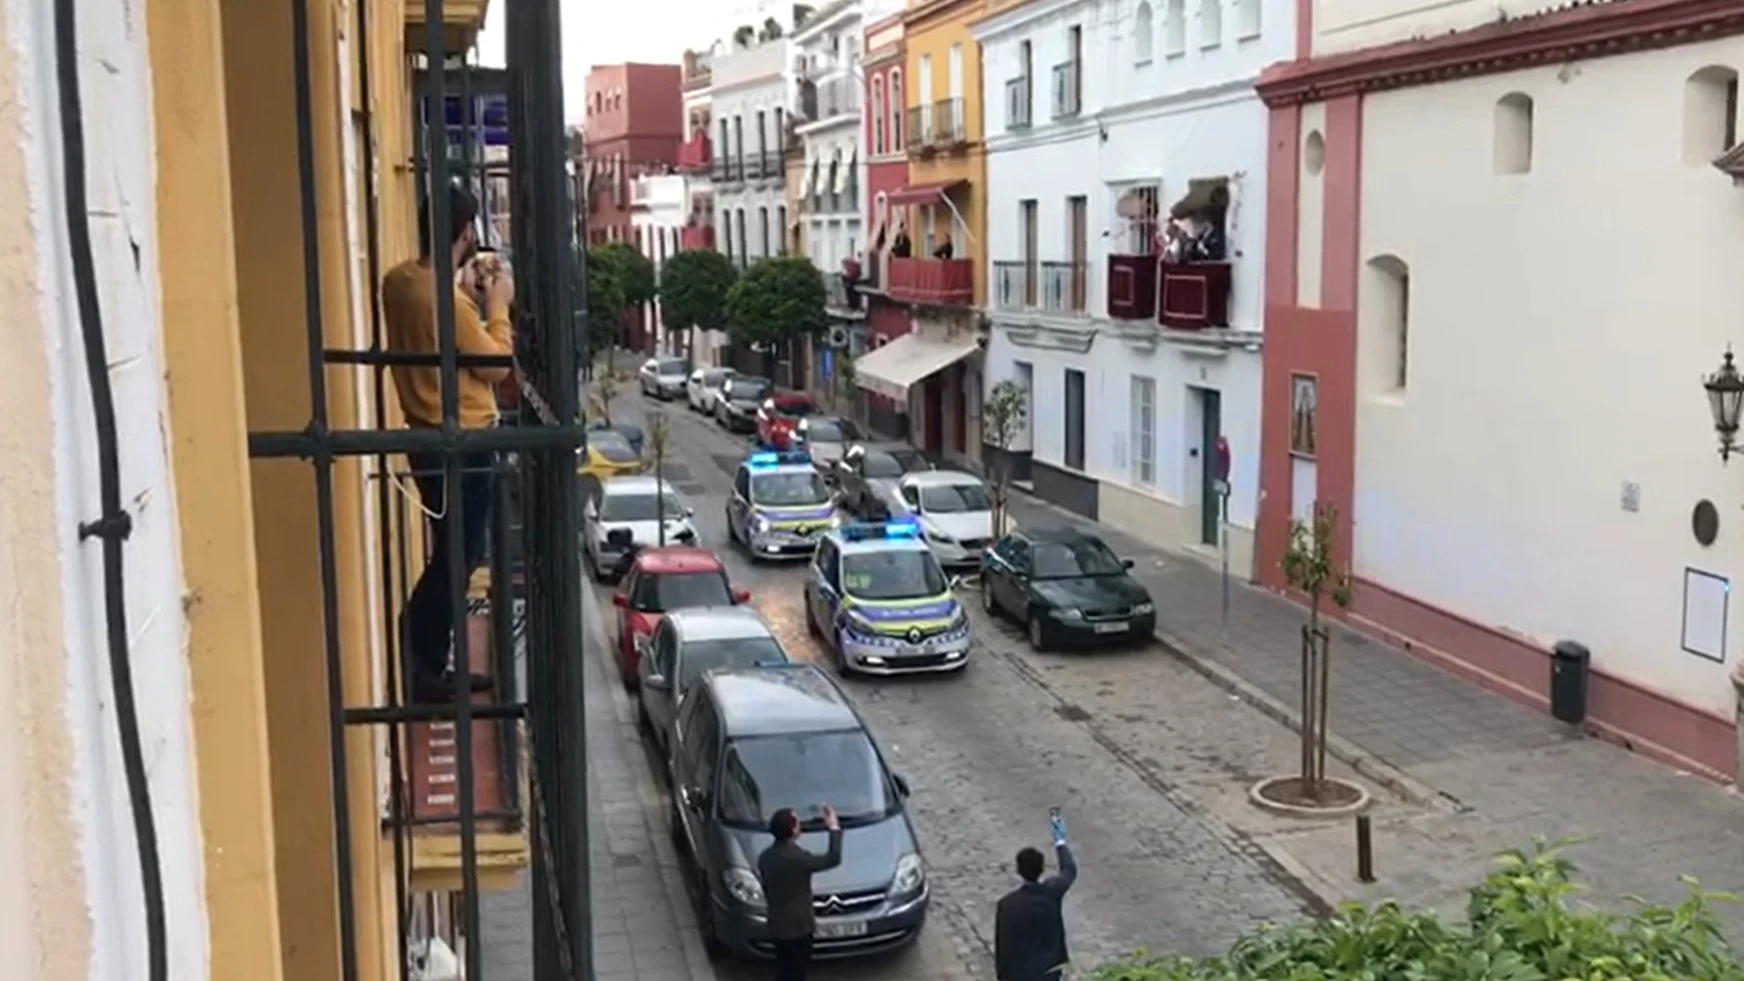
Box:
1355, 813, 1375, 883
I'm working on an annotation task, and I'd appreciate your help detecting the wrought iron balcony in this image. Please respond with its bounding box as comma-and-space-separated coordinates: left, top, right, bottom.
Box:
888, 257, 974, 306
992, 260, 1036, 310
1040, 261, 1088, 316
1158, 260, 1233, 330
711, 157, 738, 183
932, 98, 965, 145
906, 105, 933, 152
1005, 77, 1032, 130
1052, 61, 1082, 118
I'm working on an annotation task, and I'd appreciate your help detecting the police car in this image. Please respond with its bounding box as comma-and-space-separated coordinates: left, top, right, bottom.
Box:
726, 451, 840, 559
803, 520, 971, 676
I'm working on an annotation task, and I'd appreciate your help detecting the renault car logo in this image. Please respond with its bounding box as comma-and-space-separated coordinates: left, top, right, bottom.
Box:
907, 627, 923, 644
819, 895, 844, 915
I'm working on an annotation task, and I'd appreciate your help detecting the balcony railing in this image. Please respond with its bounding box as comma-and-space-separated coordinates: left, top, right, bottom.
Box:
1106, 253, 1158, 320
888, 256, 974, 306
825, 272, 862, 311
680, 222, 715, 250
711, 157, 738, 183
1052, 62, 1082, 118
676, 132, 711, 173
1040, 261, 1088, 316
906, 105, 933, 149
992, 260, 1037, 310
801, 76, 863, 122
932, 98, 964, 144
743, 153, 765, 181
1005, 77, 1032, 129
1158, 260, 1233, 330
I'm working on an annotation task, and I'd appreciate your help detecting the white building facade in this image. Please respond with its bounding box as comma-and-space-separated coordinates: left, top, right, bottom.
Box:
792, 1, 867, 275
1254, 0, 1744, 783
710, 37, 796, 268
632, 173, 695, 357
974, 0, 1291, 576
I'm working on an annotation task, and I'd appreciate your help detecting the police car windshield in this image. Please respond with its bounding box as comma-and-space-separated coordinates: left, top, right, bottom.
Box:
716, 731, 897, 829
750, 471, 830, 507
841, 549, 947, 601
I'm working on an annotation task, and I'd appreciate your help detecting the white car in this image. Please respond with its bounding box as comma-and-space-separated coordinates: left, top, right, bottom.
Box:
639, 356, 690, 400
686, 366, 737, 414
895, 470, 995, 568
583, 476, 699, 581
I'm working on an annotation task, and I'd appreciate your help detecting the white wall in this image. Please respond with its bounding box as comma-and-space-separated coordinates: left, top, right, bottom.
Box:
712, 73, 790, 260
6, 0, 210, 976
1350, 36, 1744, 716
1312, 0, 1623, 57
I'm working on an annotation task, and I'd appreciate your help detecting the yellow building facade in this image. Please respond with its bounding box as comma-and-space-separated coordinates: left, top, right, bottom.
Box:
901, 0, 989, 307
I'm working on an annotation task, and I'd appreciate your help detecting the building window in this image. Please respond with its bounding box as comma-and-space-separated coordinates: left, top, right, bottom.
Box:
1303, 129, 1325, 176
1064, 369, 1086, 470
774, 107, 786, 152
871, 77, 886, 154
721, 209, 733, 259
1200, 0, 1222, 47
1134, 2, 1154, 64
1164, 0, 1186, 54
736, 207, 748, 260
1684, 66, 1740, 163
889, 69, 904, 151
1493, 93, 1534, 174
733, 115, 745, 168
1113, 183, 1160, 253
1365, 255, 1410, 393
756, 109, 768, 158
759, 206, 770, 257
777, 205, 788, 254
1234, 0, 1260, 37
1130, 376, 1156, 485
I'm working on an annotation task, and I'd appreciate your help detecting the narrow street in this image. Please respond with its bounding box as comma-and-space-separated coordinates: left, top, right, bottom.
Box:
587, 385, 1378, 981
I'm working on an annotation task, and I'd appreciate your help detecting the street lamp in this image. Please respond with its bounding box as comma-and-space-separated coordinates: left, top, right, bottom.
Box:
1705, 348, 1744, 462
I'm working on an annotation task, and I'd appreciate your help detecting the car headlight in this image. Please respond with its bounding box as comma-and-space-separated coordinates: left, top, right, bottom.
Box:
723, 867, 766, 907
752, 516, 771, 534
927, 527, 956, 544
1133, 602, 1155, 615
1053, 608, 1085, 621
826, 514, 843, 528
891, 853, 925, 898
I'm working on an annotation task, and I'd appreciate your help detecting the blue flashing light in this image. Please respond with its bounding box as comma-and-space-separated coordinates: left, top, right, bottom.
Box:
747, 450, 812, 470
839, 519, 924, 542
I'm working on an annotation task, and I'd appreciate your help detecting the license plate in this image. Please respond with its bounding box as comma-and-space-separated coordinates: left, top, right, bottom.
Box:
1093, 621, 1128, 634
817, 921, 868, 939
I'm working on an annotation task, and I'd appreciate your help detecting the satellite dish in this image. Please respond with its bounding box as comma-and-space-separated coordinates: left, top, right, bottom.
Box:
828, 324, 849, 349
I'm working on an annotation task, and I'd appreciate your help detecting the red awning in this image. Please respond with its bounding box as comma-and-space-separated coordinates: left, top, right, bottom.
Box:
886, 180, 966, 207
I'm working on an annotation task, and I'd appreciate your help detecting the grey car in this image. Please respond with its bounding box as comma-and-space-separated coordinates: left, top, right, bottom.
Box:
640, 356, 691, 399
638, 607, 791, 756
717, 375, 773, 433
667, 665, 928, 960
835, 443, 933, 518
792, 415, 863, 480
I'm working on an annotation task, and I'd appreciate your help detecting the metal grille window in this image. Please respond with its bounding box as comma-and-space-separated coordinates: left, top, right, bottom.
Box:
1113, 183, 1161, 254
1130, 376, 1156, 485
245, 2, 591, 980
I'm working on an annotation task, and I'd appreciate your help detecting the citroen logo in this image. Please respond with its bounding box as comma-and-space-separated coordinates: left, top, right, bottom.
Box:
907, 627, 923, 644
819, 895, 845, 915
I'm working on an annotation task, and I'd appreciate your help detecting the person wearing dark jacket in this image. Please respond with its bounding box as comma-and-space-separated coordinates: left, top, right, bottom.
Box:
994, 838, 1078, 981
757, 805, 844, 981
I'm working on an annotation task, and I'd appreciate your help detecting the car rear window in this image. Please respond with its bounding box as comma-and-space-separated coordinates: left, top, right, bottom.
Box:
658, 359, 687, 374
589, 431, 638, 463
773, 399, 815, 419
703, 369, 734, 386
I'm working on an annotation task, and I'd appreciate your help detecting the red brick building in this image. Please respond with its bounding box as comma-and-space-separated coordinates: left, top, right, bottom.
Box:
581, 63, 683, 246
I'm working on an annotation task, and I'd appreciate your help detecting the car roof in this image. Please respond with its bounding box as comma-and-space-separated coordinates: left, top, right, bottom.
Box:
830, 528, 933, 555
771, 392, 814, 405
731, 375, 771, 385
666, 606, 772, 642
1018, 526, 1100, 545
600, 475, 679, 495
855, 441, 921, 456
633, 547, 724, 575
904, 469, 982, 487
703, 665, 860, 737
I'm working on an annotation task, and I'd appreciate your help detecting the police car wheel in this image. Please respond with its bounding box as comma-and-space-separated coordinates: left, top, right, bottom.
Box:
836, 639, 855, 677
805, 599, 821, 638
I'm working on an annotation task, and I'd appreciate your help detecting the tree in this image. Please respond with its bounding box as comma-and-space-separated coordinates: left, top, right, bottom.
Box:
591, 241, 656, 355
724, 255, 827, 379
1280, 502, 1353, 801
647, 410, 672, 546
658, 248, 739, 364
981, 380, 1028, 537
584, 246, 627, 364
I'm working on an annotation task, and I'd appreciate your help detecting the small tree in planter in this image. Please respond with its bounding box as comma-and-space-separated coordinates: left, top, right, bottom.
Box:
981, 380, 1028, 537
1280, 502, 1354, 801
647, 410, 672, 546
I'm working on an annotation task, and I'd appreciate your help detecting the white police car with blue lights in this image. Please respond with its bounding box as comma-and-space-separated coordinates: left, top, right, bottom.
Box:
803, 520, 971, 676
727, 451, 841, 559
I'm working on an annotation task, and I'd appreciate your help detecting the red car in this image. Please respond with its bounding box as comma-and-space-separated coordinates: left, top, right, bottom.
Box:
611, 548, 750, 687
755, 393, 818, 450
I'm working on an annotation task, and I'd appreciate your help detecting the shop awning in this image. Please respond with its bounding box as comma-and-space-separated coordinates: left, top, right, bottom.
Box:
854, 331, 978, 401
886, 180, 966, 207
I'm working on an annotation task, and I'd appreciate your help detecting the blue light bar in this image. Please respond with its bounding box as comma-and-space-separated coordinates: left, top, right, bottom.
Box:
747, 450, 811, 469
839, 520, 923, 542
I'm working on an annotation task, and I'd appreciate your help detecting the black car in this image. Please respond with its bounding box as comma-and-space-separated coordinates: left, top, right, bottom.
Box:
717, 375, 773, 433
667, 665, 929, 960
835, 442, 932, 517
979, 528, 1157, 651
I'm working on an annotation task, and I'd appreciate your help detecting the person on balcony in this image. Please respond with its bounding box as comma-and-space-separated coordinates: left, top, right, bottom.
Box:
891, 225, 912, 258
933, 236, 954, 260
382, 182, 517, 704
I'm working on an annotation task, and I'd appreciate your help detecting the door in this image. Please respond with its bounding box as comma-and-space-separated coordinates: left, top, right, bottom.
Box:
1199, 389, 1222, 546
925, 376, 945, 453
645, 619, 677, 740
1067, 196, 1088, 312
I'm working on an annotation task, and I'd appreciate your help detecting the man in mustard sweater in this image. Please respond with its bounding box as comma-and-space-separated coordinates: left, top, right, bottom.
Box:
382, 183, 515, 703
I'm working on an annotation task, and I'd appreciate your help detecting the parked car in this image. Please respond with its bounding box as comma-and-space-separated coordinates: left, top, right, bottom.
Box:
716, 375, 773, 433
688, 366, 738, 414
835, 442, 933, 518
640, 357, 691, 400
588, 418, 646, 455
577, 429, 645, 504
612, 548, 751, 688
755, 392, 819, 449
792, 415, 862, 477
584, 476, 699, 582
979, 527, 1157, 651
667, 664, 927, 960
637, 606, 790, 754
893, 471, 994, 568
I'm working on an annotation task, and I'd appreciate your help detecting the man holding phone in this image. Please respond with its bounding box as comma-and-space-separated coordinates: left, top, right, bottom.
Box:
994, 808, 1078, 981
757, 804, 844, 981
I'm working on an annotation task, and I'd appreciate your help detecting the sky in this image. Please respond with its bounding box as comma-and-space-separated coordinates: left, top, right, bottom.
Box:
474, 0, 784, 123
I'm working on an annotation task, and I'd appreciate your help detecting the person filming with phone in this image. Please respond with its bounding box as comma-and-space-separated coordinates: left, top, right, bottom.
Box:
995, 808, 1079, 981
758, 804, 844, 981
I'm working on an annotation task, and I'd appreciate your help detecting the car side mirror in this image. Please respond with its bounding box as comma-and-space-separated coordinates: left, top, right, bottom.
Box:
892, 773, 911, 798
645, 673, 671, 691
1122, 558, 1135, 570
612, 593, 628, 608
732, 589, 752, 604
685, 506, 696, 516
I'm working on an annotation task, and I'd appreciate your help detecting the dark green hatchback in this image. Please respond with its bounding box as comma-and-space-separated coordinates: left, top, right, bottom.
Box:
979, 528, 1156, 651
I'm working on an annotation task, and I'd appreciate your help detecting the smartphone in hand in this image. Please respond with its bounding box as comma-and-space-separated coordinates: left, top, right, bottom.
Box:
1048, 807, 1066, 845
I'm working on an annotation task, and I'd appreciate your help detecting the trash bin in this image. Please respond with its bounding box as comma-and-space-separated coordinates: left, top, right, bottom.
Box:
1550, 640, 1590, 725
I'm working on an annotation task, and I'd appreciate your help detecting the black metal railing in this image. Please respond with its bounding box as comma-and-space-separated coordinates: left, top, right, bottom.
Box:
248, 1, 590, 979
711, 156, 735, 182
933, 97, 964, 143
906, 105, 931, 148
1042, 260, 1088, 314
1005, 76, 1032, 129
992, 260, 1033, 309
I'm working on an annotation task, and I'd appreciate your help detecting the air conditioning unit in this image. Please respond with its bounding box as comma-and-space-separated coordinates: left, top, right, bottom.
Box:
828, 324, 850, 349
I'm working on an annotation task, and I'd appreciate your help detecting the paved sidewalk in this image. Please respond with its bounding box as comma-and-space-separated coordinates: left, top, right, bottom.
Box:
1001, 490, 1744, 935
478, 587, 715, 981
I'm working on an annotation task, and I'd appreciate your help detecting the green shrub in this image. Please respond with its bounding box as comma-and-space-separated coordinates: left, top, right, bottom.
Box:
1090, 840, 1743, 981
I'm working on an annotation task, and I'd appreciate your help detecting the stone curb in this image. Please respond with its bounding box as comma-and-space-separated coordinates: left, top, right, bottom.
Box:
1006, 484, 1455, 815
582, 583, 721, 981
